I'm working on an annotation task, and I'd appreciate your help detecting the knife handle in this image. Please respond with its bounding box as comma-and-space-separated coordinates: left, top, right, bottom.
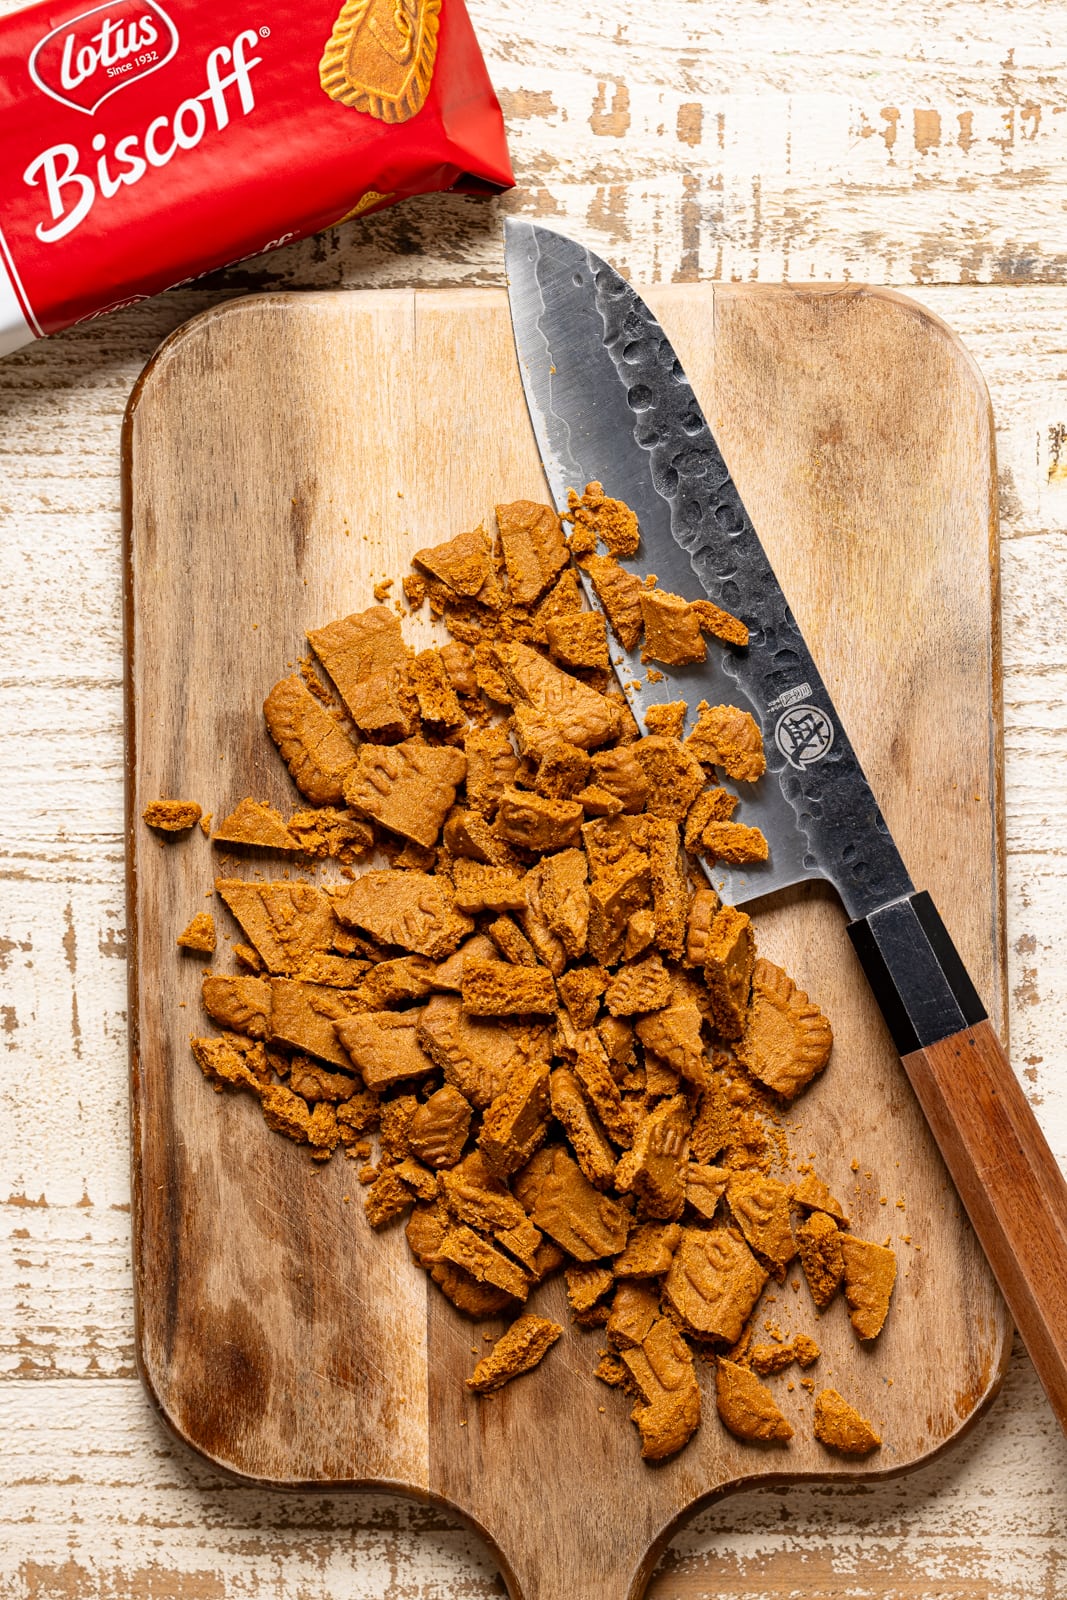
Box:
847, 891, 1067, 1434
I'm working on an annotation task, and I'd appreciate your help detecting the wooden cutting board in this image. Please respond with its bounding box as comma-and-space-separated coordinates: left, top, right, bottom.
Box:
124, 283, 1011, 1600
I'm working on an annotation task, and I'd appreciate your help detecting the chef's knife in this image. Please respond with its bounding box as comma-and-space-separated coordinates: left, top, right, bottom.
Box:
504, 217, 1067, 1433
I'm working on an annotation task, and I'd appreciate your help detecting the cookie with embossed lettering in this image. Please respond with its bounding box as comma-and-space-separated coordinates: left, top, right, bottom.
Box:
318, 0, 440, 124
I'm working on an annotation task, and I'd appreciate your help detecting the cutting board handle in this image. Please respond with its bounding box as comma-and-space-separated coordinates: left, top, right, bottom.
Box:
849, 892, 1067, 1431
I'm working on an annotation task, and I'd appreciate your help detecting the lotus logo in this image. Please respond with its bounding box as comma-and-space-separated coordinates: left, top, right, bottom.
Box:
29, 1, 179, 116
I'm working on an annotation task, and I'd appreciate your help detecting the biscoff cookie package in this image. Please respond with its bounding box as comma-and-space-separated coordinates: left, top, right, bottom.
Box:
0, 0, 512, 355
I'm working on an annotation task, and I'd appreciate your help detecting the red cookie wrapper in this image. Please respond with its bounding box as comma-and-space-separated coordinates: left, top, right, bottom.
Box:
0, 0, 513, 356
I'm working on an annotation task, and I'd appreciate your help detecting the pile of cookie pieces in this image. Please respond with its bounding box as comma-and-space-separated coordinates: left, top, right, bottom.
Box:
185, 487, 895, 1461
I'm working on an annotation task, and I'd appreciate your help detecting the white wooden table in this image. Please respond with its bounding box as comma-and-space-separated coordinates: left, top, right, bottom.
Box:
3, 1, 1067, 1594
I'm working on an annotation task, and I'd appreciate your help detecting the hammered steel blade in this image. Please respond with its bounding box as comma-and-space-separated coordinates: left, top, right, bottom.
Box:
504, 218, 913, 918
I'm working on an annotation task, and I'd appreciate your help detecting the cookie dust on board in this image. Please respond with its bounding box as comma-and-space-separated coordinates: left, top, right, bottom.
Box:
156, 488, 897, 1458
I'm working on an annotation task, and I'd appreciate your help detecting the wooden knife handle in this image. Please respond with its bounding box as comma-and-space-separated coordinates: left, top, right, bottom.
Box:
848, 891, 1067, 1433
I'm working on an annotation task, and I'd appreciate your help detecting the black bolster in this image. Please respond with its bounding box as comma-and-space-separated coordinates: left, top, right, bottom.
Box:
846, 891, 987, 1055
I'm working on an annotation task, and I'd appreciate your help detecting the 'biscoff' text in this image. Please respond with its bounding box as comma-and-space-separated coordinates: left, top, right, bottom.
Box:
23, 29, 263, 244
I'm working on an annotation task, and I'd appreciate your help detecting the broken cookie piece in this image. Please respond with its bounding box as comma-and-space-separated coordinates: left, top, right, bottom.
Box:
263, 674, 358, 804
344, 740, 466, 849
201, 974, 272, 1039
515, 1144, 630, 1261
813, 1388, 881, 1455
796, 1209, 845, 1310
698, 821, 769, 865
662, 1226, 767, 1342
715, 1357, 793, 1443
213, 797, 301, 851
143, 799, 202, 832
702, 905, 755, 1040
566, 481, 641, 559
496, 500, 568, 604
466, 1313, 563, 1393
685, 703, 766, 783
332, 871, 473, 960
622, 1314, 702, 1461
737, 959, 833, 1098
335, 1010, 435, 1092
307, 607, 418, 741
726, 1172, 796, 1272
840, 1234, 897, 1340
177, 911, 216, 953
462, 958, 557, 1017
545, 611, 611, 672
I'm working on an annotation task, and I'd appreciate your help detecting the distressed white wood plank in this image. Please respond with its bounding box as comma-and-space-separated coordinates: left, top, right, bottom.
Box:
0, 1358, 1065, 1598
2, 1205, 133, 1380
0, 0, 1065, 300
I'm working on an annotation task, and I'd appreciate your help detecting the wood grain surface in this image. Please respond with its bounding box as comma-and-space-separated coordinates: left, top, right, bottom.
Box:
902, 1019, 1067, 1432
123, 283, 1008, 1600
6, 0, 1067, 1593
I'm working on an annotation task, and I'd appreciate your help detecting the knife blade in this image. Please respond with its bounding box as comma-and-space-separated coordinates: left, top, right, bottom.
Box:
504, 217, 911, 919
504, 216, 1067, 1434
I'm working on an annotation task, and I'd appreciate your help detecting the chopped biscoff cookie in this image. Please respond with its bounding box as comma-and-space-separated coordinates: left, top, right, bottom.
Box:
496, 787, 584, 853
663, 1227, 767, 1342
684, 787, 739, 853
143, 799, 202, 832
516, 1144, 630, 1260
496, 641, 621, 749
269, 978, 366, 1068
213, 797, 300, 850
614, 1094, 691, 1219
202, 975, 272, 1038
177, 912, 216, 953
840, 1234, 897, 1340
643, 701, 687, 740
791, 1172, 848, 1224
795, 1209, 844, 1309
496, 500, 568, 604
288, 1057, 360, 1104
215, 880, 342, 974
715, 1358, 792, 1442
685, 703, 766, 783
191, 1034, 268, 1094
813, 1389, 881, 1455
748, 1341, 796, 1376
286, 809, 375, 863
467, 1313, 563, 1392
698, 821, 769, 865
605, 954, 673, 1017
622, 1314, 702, 1460
462, 958, 557, 1016
631, 736, 705, 822
727, 1173, 796, 1272
172, 483, 906, 1464
335, 1011, 436, 1092
479, 1054, 552, 1177
566, 482, 641, 559
344, 740, 466, 848
463, 726, 520, 818
307, 607, 418, 741
545, 611, 611, 672
635, 1005, 708, 1090
737, 959, 833, 1098
549, 1067, 616, 1190
579, 552, 645, 651
452, 862, 527, 916
414, 525, 499, 604
332, 871, 473, 959
685, 1163, 729, 1220
614, 1222, 682, 1279
702, 905, 756, 1040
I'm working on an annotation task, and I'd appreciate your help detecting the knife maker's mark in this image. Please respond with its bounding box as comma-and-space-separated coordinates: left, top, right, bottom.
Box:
774, 703, 835, 770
